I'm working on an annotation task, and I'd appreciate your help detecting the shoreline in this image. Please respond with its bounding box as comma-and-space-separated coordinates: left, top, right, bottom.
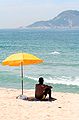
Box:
0, 88, 79, 120
0, 86, 79, 94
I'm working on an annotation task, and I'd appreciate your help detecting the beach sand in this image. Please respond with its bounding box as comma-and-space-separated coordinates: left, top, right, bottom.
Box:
0, 88, 79, 120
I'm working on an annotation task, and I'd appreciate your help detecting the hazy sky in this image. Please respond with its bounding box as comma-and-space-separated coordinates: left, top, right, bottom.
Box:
0, 0, 79, 28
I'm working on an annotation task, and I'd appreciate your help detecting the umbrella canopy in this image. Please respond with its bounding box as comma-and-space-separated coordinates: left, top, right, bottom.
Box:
2, 53, 43, 66
2, 53, 43, 95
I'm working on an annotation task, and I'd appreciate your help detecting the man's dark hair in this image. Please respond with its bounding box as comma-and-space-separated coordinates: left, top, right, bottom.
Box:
39, 77, 44, 84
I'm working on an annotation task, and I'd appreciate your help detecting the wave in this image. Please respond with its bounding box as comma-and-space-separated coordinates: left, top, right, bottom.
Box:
49, 51, 60, 55
25, 76, 79, 86
42, 62, 79, 67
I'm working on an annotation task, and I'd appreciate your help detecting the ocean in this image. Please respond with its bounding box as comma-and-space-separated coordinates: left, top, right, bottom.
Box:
0, 29, 79, 93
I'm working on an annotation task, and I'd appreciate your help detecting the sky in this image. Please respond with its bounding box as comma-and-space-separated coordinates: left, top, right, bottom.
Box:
0, 0, 79, 28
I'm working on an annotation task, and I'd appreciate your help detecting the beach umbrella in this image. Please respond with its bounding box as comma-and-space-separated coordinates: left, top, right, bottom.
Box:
2, 53, 43, 96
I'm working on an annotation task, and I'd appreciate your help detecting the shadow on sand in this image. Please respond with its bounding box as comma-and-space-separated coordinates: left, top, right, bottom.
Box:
26, 97, 57, 102
16, 95, 57, 102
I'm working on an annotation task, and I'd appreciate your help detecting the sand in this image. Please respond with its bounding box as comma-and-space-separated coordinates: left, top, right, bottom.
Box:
0, 88, 79, 120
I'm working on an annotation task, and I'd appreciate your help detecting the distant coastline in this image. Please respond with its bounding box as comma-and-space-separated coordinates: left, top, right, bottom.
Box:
23, 10, 79, 30
1, 27, 79, 31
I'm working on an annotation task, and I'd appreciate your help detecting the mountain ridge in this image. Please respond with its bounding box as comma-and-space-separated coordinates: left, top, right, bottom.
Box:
26, 10, 79, 29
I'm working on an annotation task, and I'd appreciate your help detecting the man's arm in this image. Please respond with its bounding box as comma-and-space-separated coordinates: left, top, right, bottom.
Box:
44, 84, 52, 89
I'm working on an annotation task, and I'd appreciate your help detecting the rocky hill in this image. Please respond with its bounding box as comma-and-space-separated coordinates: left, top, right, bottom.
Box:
26, 10, 79, 29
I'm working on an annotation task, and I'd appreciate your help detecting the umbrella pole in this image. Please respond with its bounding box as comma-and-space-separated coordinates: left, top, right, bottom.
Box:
21, 63, 23, 95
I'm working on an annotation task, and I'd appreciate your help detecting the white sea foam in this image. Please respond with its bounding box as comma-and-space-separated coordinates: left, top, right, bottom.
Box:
25, 76, 38, 81
47, 76, 79, 86
25, 76, 79, 86
49, 51, 60, 55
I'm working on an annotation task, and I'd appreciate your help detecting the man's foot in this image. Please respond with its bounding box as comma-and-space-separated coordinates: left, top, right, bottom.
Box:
49, 97, 53, 101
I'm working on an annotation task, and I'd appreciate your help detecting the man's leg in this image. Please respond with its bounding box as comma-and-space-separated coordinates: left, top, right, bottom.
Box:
44, 88, 52, 99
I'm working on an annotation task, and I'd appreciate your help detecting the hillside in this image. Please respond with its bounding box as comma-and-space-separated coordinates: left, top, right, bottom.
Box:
26, 10, 79, 29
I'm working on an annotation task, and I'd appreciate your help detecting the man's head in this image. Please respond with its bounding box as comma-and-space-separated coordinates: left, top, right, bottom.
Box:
39, 77, 44, 84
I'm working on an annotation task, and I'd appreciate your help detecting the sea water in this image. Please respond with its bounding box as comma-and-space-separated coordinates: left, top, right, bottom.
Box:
0, 29, 79, 93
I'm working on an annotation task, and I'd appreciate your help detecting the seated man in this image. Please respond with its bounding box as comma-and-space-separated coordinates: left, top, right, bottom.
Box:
35, 77, 53, 100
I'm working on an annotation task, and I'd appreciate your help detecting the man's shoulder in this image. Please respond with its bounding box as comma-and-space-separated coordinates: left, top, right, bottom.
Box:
36, 84, 45, 88
36, 84, 40, 86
